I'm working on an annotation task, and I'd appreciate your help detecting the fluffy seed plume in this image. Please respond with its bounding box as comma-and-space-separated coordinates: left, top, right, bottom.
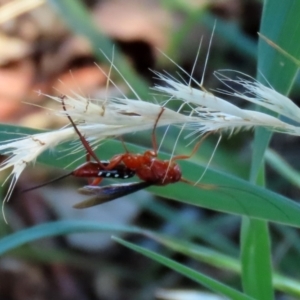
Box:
152, 69, 300, 137
215, 70, 300, 124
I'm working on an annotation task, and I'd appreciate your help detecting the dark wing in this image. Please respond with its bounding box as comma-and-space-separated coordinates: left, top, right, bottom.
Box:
74, 181, 152, 208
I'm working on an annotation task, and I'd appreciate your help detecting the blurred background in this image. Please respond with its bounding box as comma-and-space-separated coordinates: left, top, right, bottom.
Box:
0, 1, 298, 299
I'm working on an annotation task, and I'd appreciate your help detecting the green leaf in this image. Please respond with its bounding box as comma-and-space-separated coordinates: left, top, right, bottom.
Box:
0, 221, 143, 255
113, 236, 255, 300
146, 233, 300, 297
241, 219, 273, 299
149, 161, 300, 227
265, 149, 300, 189
257, 1, 300, 92
241, 1, 300, 299
2, 125, 300, 227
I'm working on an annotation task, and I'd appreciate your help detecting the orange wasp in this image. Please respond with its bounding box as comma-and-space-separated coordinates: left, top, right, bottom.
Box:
63, 96, 213, 208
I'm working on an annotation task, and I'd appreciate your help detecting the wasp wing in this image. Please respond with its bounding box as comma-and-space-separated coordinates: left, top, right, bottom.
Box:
74, 181, 152, 208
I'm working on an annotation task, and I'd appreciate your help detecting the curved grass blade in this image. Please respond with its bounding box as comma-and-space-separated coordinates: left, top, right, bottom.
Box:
145, 233, 300, 298
0, 221, 143, 255
113, 236, 255, 300
149, 158, 300, 228
1, 125, 300, 227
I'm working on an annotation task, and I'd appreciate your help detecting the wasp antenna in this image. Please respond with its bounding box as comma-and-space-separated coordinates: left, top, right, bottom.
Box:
22, 172, 73, 193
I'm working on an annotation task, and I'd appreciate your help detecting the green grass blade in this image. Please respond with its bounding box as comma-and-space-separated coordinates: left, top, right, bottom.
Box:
113, 236, 255, 300
0, 221, 143, 255
265, 149, 300, 189
145, 233, 300, 297
241, 1, 300, 299
149, 233, 240, 272
2, 125, 300, 227
149, 170, 300, 227
241, 219, 273, 299
257, 1, 300, 92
